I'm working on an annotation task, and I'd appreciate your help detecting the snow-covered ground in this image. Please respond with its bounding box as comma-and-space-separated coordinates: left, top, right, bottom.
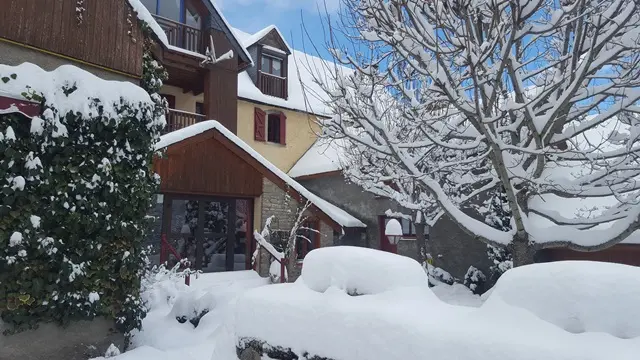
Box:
98, 248, 640, 360
93, 270, 268, 360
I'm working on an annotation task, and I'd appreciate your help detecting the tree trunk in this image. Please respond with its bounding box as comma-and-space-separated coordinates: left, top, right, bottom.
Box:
414, 222, 428, 264
509, 239, 536, 267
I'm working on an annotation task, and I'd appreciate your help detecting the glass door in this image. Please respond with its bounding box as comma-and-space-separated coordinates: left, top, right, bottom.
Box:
160, 196, 253, 272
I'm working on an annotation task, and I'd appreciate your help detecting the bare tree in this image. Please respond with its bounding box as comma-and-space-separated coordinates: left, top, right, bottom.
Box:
309, 0, 640, 265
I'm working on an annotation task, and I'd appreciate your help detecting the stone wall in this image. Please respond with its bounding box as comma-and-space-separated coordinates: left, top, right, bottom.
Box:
0, 318, 124, 360
0, 41, 135, 83
258, 178, 341, 282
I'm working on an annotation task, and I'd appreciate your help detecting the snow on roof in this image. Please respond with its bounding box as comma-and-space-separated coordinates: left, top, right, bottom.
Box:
204, 0, 253, 65
288, 138, 349, 178
241, 25, 293, 54
0, 62, 156, 120
233, 26, 345, 117
127, 0, 252, 64
155, 121, 366, 228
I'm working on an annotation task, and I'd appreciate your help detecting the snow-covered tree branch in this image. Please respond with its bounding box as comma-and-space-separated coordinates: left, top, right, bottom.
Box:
310, 0, 640, 265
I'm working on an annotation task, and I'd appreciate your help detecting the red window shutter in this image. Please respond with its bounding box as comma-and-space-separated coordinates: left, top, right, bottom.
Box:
279, 111, 287, 145
254, 108, 266, 141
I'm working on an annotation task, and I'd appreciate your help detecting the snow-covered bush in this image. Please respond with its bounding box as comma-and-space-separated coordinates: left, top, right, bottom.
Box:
487, 245, 513, 282
484, 261, 640, 338
426, 263, 455, 286
463, 266, 487, 295
0, 54, 165, 334
301, 246, 428, 295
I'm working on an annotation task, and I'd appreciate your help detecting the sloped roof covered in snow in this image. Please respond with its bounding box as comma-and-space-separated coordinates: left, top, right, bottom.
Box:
156, 121, 366, 229
233, 26, 345, 117
241, 25, 293, 54
127, 0, 252, 69
288, 138, 349, 178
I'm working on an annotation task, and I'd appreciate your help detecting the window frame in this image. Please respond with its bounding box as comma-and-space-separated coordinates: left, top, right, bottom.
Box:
143, 0, 202, 26
266, 113, 281, 144
383, 216, 417, 239
261, 54, 284, 77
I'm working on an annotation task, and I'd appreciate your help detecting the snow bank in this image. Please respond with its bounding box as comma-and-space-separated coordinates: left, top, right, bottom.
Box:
300, 246, 428, 295
236, 279, 640, 360
484, 261, 640, 338
236, 253, 640, 360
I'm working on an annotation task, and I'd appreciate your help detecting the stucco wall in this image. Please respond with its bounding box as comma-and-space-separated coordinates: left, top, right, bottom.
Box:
298, 173, 493, 278
159, 84, 204, 113
238, 100, 320, 172
0, 40, 135, 83
298, 174, 405, 251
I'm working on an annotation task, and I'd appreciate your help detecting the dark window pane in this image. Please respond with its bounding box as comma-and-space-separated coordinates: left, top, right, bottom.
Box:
159, 0, 181, 21
140, 0, 157, 14
195, 102, 204, 115
267, 113, 281, 143
261, 56, 270, 73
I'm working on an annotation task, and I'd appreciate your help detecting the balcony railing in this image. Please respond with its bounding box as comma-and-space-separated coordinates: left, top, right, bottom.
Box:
152, 15, 204, 54
164, 109, 205, 134
259, 72, 287, 99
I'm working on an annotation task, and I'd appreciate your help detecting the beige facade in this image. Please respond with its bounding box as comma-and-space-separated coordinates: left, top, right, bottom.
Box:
238, 100, 320, 172
158, 87, 320, 173
159, 84, 204, 113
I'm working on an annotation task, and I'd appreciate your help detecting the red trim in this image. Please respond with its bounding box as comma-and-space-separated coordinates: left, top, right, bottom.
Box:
279, 111, 287, 145
0, 95, 41, 118
254, 107, 266, 141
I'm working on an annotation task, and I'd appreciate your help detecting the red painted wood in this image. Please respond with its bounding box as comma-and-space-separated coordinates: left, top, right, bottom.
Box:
254, 107, 266, 141
279, 111, 287, 145
0, 95, 41, 117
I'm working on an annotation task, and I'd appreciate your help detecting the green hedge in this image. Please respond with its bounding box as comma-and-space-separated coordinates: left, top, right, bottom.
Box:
0, 31, 167, 334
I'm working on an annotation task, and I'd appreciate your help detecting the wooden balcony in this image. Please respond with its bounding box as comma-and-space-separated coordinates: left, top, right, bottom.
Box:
152, 15, 204, 54
164, 109, 205, 134
259, 72, 287, 99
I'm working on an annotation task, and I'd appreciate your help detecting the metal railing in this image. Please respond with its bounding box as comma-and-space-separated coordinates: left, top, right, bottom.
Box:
152, 15, 204, 54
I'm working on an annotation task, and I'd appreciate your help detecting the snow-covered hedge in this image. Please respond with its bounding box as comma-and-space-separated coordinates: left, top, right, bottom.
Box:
0, 59, 165, 334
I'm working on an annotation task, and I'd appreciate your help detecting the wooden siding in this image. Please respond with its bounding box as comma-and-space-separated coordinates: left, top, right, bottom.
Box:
0, 0, 144, 77
154, 132, 263, 197
542, 244, 640, 267
203, 29, 238, 133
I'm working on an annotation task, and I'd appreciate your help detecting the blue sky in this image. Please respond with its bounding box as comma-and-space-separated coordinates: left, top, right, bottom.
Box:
212, 0, 342, 59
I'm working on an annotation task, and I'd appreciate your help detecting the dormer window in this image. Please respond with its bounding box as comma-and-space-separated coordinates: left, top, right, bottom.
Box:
258, 48, 288, 99
261, 55, 283, 77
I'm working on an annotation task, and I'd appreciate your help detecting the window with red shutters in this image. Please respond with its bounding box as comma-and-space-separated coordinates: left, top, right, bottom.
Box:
254, 107, 266, 141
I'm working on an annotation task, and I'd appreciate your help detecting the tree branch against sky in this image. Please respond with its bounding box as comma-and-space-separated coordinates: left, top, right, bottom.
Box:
310, 0, 640, 265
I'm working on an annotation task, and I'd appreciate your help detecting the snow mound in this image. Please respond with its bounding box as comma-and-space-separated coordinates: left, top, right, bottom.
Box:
300, 246, 428, 295
484, 261, 640, 338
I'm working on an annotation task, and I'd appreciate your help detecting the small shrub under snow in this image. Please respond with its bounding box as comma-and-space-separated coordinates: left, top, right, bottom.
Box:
301, 246, 428, 295
464, 266, 487, 294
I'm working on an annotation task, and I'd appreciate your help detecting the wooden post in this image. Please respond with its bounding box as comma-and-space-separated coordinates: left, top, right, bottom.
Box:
280, 258, 288, 283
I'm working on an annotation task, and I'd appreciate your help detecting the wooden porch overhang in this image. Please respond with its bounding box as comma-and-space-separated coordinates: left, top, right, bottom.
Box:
153, 122, 366, 232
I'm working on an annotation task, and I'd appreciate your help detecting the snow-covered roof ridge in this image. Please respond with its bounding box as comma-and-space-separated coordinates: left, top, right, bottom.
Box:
241, 25, 293, 54
155, 121, 366, 228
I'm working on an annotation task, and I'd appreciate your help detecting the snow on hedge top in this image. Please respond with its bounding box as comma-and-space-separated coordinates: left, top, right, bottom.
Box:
155, 121, 366, 228
484, 261, 640, 338
301, 246, 427, 295
0, 63, 154, 119
288, 138, 349, 178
